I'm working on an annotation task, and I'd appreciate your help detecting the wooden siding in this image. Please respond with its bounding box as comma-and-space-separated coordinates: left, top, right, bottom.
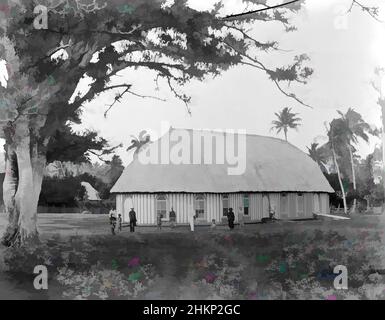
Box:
116, 192, 329, 224
320, 193, 330, 214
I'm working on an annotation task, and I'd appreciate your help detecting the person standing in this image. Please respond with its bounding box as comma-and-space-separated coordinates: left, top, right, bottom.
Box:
169, 207, 176, 229
188, 203, 195, 232
157, 212, 163, 230
109, 207, 117, 235
129, 208, 137, 232
227, 208, 235, 230
238, 206, 244, 228
118, 214, 122, 232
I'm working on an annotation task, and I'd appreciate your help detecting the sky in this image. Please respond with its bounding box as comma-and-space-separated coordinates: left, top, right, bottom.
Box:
2, 0, 385, 166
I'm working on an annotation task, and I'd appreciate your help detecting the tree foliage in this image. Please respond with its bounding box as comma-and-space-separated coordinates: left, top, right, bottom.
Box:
0, 0, 312, 143
307, 142, 328, 174
271, 107, 301, 141
46, 125, 121, 164
0, 0, 314, 246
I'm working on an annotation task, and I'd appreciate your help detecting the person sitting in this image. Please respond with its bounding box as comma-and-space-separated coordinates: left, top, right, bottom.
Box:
210, 219, 217, 230
269, 207, 276, 220
261, 206, 276, 224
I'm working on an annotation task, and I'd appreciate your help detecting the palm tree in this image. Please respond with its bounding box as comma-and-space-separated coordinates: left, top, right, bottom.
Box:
127, 130, 151, 157
271, 107, 302, 141
338, 108, 372, 212
327, 119, 348, 215
372, 68, 385, 208
307, 143, 328, 174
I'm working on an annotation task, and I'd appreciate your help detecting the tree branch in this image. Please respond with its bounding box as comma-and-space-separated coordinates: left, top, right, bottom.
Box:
348, 0, 382, 22
217, 35, 312, 108
223, 0, 302, 20
103, 84, 166, 118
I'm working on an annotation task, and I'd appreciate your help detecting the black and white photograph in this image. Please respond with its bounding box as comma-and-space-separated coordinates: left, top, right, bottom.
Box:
0, 0, 385, 308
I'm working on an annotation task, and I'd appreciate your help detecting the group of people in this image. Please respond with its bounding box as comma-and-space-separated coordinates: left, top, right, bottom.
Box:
109, 205, 247, 234
109, 207, 137, 235
157, 206, 197, 232
157, 207, 177, 230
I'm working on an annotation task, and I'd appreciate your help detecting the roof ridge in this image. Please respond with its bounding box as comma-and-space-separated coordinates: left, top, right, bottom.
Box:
170, 126, 289, 142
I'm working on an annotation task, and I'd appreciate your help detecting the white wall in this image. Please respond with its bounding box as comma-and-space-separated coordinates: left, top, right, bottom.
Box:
116, 192, 330, 224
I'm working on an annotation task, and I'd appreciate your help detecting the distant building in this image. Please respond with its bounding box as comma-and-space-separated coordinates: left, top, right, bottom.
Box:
111, 128, 334, 225
81, 182, 101, 201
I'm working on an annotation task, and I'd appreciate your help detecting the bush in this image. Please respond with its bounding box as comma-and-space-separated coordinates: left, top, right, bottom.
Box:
2, 228, 385, 300
39, 176, 85, 207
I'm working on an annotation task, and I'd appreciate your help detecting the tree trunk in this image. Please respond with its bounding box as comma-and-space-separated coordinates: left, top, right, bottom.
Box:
382, 100, 385, 212
348, 144, 357, 213
1, 127, 46, 247
1, 145, 19, 246
284, 128, 288, 141
332, 146, 348, 215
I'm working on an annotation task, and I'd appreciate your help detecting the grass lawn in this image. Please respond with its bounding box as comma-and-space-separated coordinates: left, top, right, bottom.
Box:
0, 213, 385, 300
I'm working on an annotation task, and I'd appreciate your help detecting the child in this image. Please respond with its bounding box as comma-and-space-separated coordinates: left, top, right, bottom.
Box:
157, 212, 163, 230
109, 207, 117, 234
210, 219, 216, 230
118, 214, 122, 232
110, 215, 117, 235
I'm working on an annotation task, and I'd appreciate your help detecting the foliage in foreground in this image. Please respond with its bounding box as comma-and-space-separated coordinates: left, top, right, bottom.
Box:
2, 229, 385, 300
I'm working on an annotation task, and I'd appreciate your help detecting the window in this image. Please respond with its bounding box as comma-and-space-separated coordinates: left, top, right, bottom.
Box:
195, 194, 205, 219
156, 194, 167, 218
280, 193, 288, 215
223, 194, 229, 216
297, 193, 304, 215
243, 194, 249, 215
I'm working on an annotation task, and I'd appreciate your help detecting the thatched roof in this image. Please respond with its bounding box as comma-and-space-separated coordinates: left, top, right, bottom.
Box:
111, 128, 334, 194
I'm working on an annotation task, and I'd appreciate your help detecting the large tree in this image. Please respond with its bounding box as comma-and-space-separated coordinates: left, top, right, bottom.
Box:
0, 0, 312, 246
327, 119, 349, 215
346, 1, 385, 208
337, 108, 373, 212
371, 68, 385, 208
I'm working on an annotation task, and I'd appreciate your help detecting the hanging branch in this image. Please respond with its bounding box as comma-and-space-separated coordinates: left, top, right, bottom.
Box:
103, 84, 166, 118
222, 0, 301, 20
348, 0, 382, 22
167, 77, 192, 115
